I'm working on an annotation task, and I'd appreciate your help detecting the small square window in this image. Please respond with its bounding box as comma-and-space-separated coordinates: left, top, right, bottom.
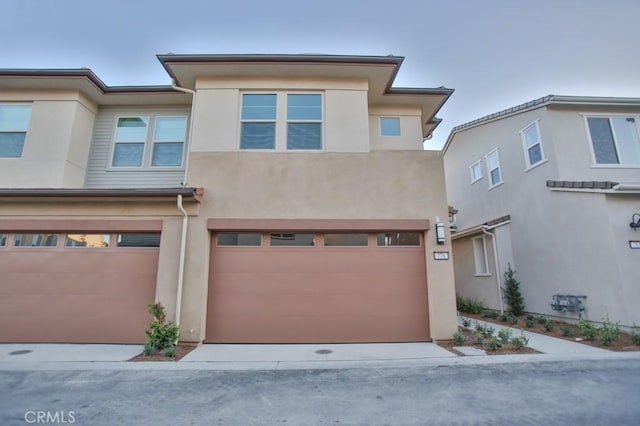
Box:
0, 104, 32, 158
380, 117, 401, 136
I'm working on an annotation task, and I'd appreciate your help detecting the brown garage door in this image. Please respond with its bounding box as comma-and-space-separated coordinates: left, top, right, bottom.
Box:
0, 232, 159, 343
206, 231, 429, 343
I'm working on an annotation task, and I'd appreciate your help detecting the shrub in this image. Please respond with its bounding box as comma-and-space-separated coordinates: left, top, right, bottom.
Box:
475, 322, 485, 333
483, 325, 496, 337
561, 325, 575, 337
536, 314, 547, 325
502, 264, 525, 316
631, 323, 640, 345
482, 337, 502, 352
456, 295, 485, 315
542, 319, 555, 332
482, 310, 499, 319
511, 334, 529, 350
462, 318, 471, 328
453, 331, 466, 345
497, 328, 512, 344
143, 342, 156, 356
145, 303, 179, 352
506, 312, 518, 325
164, 346, 177, 358
598, 317, 620, 346
526, 314, 535, 321
578, 320, 597, 341
525, 318, 535, 328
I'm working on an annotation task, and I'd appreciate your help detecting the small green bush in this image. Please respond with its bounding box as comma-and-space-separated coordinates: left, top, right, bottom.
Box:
543, 319, 554, 332
506, 312, 518, 325
145, 303, 179, 352
598, 317, 620, 346
525, 318, 535, 328
164, 345, 177, 358
143, 342, 156, 356
475, 322, 485, 333
482, 310, 499, 319
482, 337, 503, 352
511, 334, 529, 350
456, 295, 485, 315
536, 314, 547, 325
483, 325, 496, 337
461, 318, 471, 328
497, 328, 512, 344
561, 325, 575, 337
631, 323, 640, 345
502, 264, 525, 316
453, 331, 466, 345
578, 320, 597, 341
526, 314, 535, 321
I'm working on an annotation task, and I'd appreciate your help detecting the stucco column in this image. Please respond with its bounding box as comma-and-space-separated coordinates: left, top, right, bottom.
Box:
425, 229, 458, 340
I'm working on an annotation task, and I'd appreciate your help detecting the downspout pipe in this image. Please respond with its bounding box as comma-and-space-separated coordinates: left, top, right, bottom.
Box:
482, 226, 505, 314
170, 79, 196, 328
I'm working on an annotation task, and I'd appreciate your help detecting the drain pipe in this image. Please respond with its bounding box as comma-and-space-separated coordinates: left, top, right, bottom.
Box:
170, 79, 196, 328
482, 226, 505, 314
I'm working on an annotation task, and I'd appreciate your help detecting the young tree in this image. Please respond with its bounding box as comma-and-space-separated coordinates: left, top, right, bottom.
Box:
503, 263, 525, 316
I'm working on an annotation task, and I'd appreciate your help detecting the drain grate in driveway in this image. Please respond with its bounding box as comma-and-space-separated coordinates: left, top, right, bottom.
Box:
315, 349, 333, 355
9, 350, 33, 356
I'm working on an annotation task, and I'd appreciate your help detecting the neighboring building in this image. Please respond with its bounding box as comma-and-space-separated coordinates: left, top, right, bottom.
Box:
0, 54, 458, 344
443, 95, 640, 327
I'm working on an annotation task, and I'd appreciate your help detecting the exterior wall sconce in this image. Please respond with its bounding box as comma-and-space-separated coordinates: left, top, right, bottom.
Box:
631, 213, 640, 231
435, 217, 446, 245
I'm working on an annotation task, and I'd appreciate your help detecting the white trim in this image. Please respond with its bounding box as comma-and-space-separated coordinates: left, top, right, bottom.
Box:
469, 160, 483, 184
485, 147, 503, 189
108, 115, 149, 169
583, 114, 640, 166
519, 119, 547, 169
285, 92, 324, 151
379, 116, 401, 137
524, 158, 549, 173
150, 115, 188, 169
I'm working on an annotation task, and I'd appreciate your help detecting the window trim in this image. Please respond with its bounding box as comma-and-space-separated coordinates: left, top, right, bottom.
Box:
472, 236, 490, 276
469, 160, 483, 184
485, 148, 503, 189
0, 103, 32, 159
582, 113, 640, 168
379, 116, 401, 137
151, 115, 188, 168
239, 92, 324, 152
519, 120, 547, 170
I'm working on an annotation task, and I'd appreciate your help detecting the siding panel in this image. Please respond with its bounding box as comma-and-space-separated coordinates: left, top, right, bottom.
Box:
85, 106, 189, 188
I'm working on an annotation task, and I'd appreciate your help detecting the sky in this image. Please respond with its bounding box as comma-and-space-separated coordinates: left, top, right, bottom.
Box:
3, 0, 639, 149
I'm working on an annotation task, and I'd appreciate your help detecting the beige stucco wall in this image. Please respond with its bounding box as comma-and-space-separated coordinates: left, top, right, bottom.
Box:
0, 90, 97, 188
189, 78, 371, 153
369, 106, 424, 151
179, 150, 458, 341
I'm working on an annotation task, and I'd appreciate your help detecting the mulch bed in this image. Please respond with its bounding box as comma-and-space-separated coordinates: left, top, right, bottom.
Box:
462, 312, 640, 352
129, 343, 199, 362
437, 326, 540, 356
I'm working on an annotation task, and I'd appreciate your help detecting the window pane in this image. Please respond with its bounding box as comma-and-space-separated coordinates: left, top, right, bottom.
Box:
376, 232, 420, 246
528, 144, 542, 165
0, 132, 26, 157
241, 123, 275, 149
242, 94, 277, 120
14, 233, 58, 247
217, 233, 262, 246
287, 123, 321, 149
380, 117, 401, 136
270, 233, 314, 246
0, 233, 7, 247
523, 125, 539, 148
588, 117, 619, 164
486, 152, 498, 170
117, 233, 160, 247
490, 168, 501, 185
287, 94, 322, 120
611, 117, 640, 165
152, 142, 183, 167
324, 233, 368, 246
116, 117, 148, 141
154, 116, 187, 141
0, 105, 32, 130
470, 162, 482, 182
66, 234, 110, 248
112, 143, 144, 167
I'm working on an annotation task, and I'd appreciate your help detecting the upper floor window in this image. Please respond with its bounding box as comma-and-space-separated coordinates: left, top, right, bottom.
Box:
112, 115, 187, 168
240, 93, 323, 151
587, 116, 640, 166
0, 104, 32, 158
380, 117, 401, 136
469, 160, 482, 184
521, 121, 545, 168
485, 148, 503, 188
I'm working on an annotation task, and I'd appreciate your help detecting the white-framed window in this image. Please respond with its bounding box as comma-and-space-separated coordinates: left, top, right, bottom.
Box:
111, 115, 187, 168
380, 117, 401, 136
485, 148, 503, 188
0, 104, 32, 158
240, 92, 323, 151
472, 236, 489, 275
469, 160, 483, 184
520, 121, 545, 168
586, 115, 640, 166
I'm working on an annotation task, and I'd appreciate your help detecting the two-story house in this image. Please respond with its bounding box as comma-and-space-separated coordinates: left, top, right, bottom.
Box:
443, 95, 640, 328
0, 54, 458, 344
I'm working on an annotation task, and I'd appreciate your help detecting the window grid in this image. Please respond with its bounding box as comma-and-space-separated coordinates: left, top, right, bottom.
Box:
521, 121, 545, 168
151, 116, 187, 167
485, 149, 503, 188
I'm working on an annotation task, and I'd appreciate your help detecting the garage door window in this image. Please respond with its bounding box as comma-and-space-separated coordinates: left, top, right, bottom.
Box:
117, 233, 161, 247
0, 233, 7, 247
270, 233, 315, 246
377, 232, 421, 246
14, 233, 59, 247
66, 234, 111, 248
217, 233, 262, 246
324, 233, 368, 246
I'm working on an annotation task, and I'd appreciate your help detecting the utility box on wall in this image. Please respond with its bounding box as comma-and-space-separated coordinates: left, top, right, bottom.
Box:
550, 294, 586, 315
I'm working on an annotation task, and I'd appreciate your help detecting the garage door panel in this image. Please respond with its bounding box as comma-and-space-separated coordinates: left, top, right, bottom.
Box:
207, 231, 429, 343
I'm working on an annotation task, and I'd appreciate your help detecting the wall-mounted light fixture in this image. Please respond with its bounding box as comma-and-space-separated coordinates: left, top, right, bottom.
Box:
435, 217, 446, 245
631, 213, 640, 231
